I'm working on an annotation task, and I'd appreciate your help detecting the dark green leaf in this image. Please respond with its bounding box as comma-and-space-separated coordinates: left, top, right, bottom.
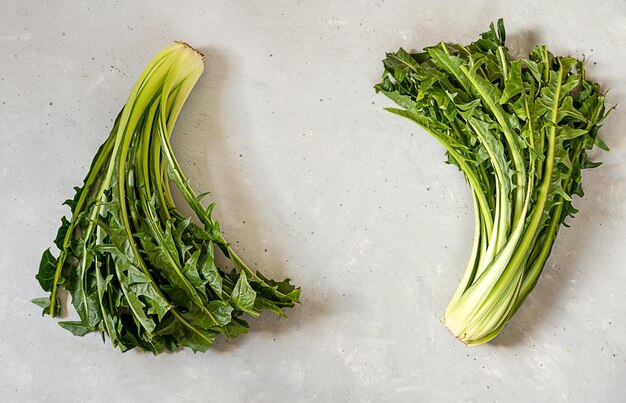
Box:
207, 300, 234, 326
54, 217, 71, 250
59, 321, 93, 337
32, 296, 60, 317
231, 271, 258, 316
36, 249, 58, 292
198, 241, 223, 298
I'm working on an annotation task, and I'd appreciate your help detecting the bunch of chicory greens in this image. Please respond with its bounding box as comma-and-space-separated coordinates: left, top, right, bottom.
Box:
376, 20, 609, 346
35, 42, 300, 353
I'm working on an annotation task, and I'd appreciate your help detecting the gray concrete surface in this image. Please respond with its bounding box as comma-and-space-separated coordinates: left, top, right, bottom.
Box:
1, 1, 625, 401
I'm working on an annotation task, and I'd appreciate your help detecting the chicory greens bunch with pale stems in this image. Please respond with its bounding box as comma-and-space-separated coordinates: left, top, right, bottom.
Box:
376, 20, 610, 346
34, 42, 300, 353
34, 21, 611, 353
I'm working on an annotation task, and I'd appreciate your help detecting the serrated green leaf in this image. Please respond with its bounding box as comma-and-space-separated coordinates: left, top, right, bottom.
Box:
222, 317, 250, 339
32, 296, 60, 317
53, 217, 71, 250
36, 249, 58, 292
199, 241, 223, 298
180, 328, 218, 353
59, 321, 93, 337
207, 300, 234, 326
500, 61, 523, 104
182, 250, 207, 293
231, 271, 258, 316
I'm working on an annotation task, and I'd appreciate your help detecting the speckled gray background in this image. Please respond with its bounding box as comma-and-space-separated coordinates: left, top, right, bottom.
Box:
1, 0, 625, 401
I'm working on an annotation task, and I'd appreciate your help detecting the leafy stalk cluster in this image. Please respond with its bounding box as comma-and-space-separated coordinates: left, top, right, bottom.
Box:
375, 20, 609, 346
35, 42, 300, 353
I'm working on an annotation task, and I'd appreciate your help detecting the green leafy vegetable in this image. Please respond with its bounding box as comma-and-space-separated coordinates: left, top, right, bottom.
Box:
375, 20, 610, 346
35, 42, 300, 353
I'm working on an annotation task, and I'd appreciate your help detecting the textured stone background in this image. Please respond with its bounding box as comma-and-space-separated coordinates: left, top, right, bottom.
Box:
1, 1, 624, 401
